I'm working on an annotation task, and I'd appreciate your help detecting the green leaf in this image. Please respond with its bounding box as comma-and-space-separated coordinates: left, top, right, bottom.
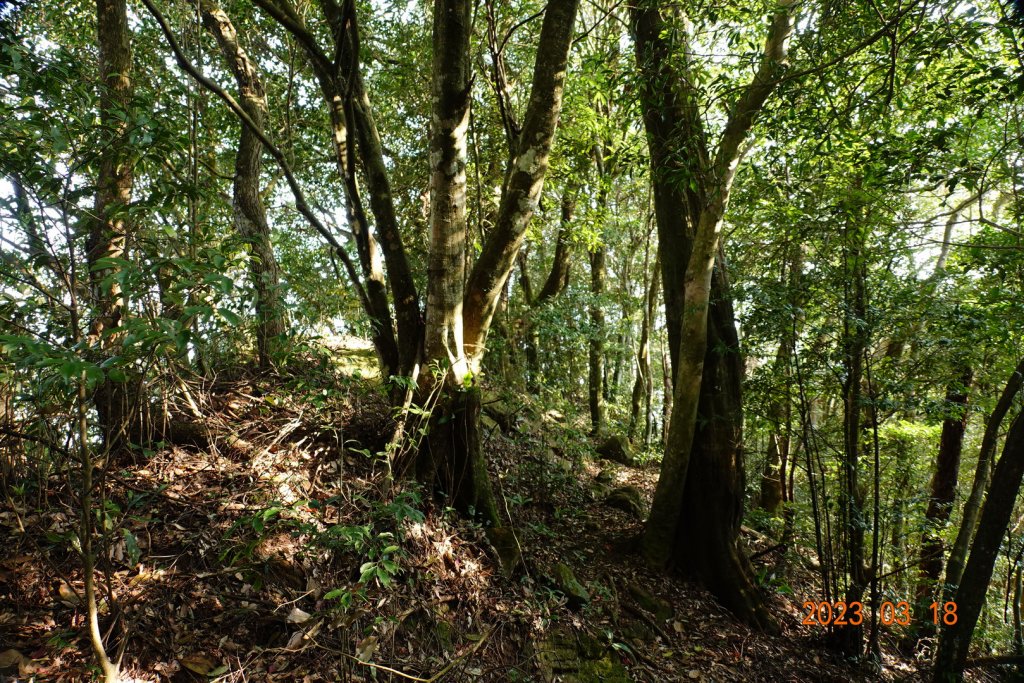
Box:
218, 308, 242, 327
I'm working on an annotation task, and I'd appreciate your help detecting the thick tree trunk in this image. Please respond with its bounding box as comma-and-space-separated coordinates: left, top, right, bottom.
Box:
588, 245, 606, 435
414, 0, 500, 529
907, 368, 972, 648
945, 357, 1024, 594
201, 1, 287, 370
933, 410, 1024, 682
632, 0, 794, 631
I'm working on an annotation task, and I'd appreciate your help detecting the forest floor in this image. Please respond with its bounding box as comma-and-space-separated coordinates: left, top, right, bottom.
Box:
0, 340, 999, 682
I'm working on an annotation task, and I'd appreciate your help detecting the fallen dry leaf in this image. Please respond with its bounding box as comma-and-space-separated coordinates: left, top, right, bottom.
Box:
181, 653, 218, 676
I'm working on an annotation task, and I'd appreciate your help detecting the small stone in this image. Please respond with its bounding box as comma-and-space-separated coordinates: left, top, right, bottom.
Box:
604, 485, 645, 519
596, 435, 634, 466
627, 583, 673, 621
553, 563, 590, 610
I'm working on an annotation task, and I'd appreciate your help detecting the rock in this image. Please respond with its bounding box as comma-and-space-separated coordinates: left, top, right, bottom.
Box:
595, 466, 616, 484
596, 434, 634, 466
482, 391, 515, 431
627, 583, 673, 622
553, 563, 590, 610
604, 485, 645, 519
481, 413, 500, 432
544, 448, 574, 474
486, 526, 522, 577
533, 627, 631, 683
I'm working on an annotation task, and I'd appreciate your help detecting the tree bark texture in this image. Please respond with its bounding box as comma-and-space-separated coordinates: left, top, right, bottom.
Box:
201, 1, 287, 370
462, 0, 580, 366
588, 245, 607, 435
908, 368, 971, 647
945, 357, 1024, 594
90, 0, 134, 452
933, 410, 1024, 682
631, 0, 794, 631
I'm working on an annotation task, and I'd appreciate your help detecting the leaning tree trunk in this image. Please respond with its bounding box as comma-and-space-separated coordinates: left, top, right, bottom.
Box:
933, 410, 1024, 682
462, 0, 581, 363
906, 367, 972, 649
945, 357, 1024, 595
90, 0, 134, 453
201, 1, 287, 370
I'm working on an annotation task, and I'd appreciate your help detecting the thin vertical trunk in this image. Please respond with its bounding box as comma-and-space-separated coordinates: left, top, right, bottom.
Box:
907, 368, 972, 648
933, 410, 1024, 682
589, 245, 607, 435
201, 1, 287, 369
629, 247, 659, 442
836, 220, 868, 658
90, 0, 134, 452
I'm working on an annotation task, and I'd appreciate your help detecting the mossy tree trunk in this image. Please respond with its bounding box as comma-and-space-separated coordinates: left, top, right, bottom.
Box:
631, 0, 794, 631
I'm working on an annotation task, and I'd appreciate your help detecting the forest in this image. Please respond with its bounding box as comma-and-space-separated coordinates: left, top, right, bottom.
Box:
1, 0, 1023, 680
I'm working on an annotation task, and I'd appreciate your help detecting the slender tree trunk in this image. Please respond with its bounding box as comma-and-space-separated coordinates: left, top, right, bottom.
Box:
201, 1, 286, 369
907, 368, 972, 648
835, 218, 869, 658
946, 357, 1024, 594
462, 0, 581, 366
589, 245, 606, 435
662, 339, 671, 449
933, 410, 1024, 682
525, 190, 576, 391
90, 0, 134, 453
759, 343, 790, 515
629, 247, 659, 441
251, 0, 416, 378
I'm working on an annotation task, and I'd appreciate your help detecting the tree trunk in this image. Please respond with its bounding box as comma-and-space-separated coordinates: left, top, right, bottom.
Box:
90, 0, 134, 453
835, 217, 869, 658
588, 245, 606, 435
462, 0, 581, 366
907, 368, 972, 649
631, 0, 794, 631
525, 189, 576, 390
201, 1, 286, 370
251, 0, 416, 378
629, 247, 659, 441
945, 357, 1024, 594
414, 0, 500, 528
933, 410, 1024, 682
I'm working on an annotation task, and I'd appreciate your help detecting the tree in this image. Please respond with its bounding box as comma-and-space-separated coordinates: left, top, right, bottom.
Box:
631, 0, 796, 630
201, 0, 287, 369
933, 409, 1024, 682
90, 0, 134, 452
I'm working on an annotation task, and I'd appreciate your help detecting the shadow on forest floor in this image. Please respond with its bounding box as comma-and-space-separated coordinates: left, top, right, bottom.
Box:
0, 342, 991, 682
